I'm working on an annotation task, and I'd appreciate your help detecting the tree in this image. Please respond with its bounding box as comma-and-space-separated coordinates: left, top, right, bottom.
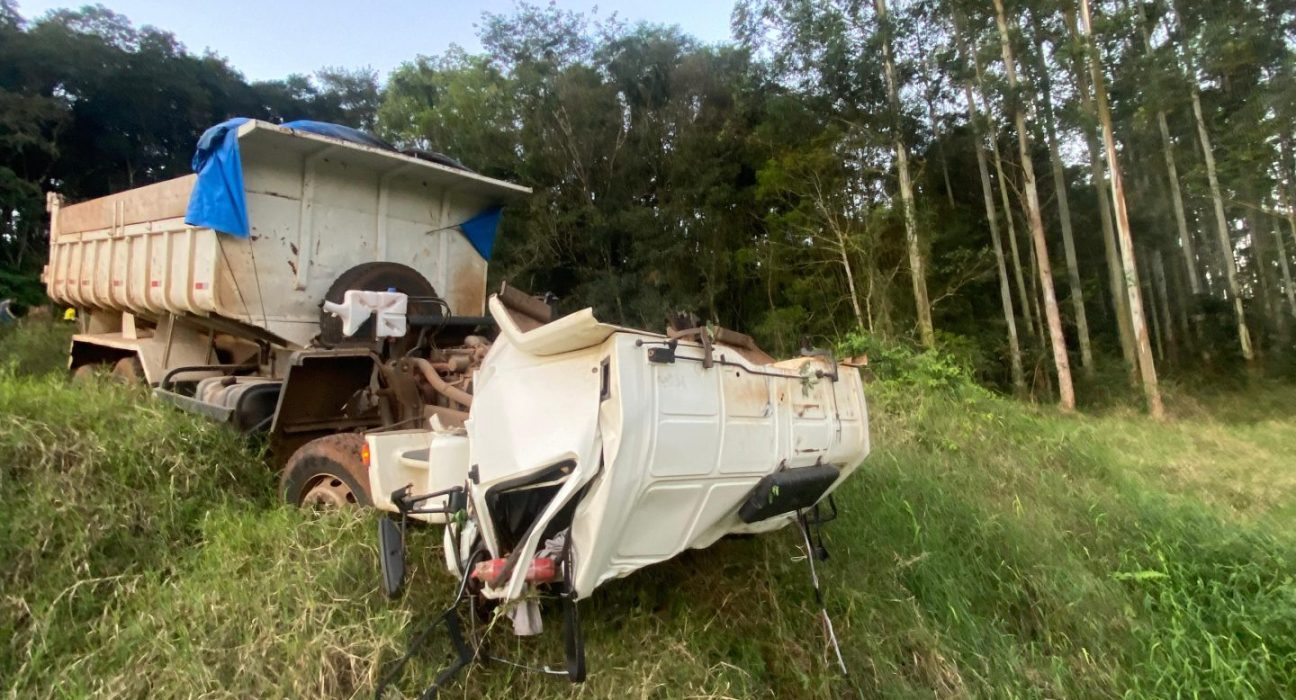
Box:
991, 0, 1075, 411
953, 10, 1026, 396
1026, 7, 1093, 374
1133, 0, 1201, 316
876, 0, 935, 347
1167, 0, 1254, 361
1062, 5, 1137, 378
735, 0, 937, 347
1079, 0, 1164, 418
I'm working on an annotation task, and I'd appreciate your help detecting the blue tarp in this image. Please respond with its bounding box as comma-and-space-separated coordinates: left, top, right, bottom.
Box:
185, 117, 251, 237
183, 118, 502, 258
459, 207, 503, 259
280, 120, 394, 150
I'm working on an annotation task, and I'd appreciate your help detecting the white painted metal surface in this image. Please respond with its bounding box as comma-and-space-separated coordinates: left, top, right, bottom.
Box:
367, 296, 871, 603
43, 120, 529, 348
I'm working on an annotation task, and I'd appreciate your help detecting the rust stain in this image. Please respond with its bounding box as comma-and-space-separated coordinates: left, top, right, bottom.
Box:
449, 260, 486, 315
722, 371, 770, 418
290, 243, 299, 256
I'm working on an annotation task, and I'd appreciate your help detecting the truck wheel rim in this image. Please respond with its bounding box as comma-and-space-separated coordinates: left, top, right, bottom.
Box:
302, 476, 356, 508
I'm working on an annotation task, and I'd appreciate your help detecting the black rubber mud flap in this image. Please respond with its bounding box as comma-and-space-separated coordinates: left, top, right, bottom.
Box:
562, 592, 586, 682
562, 539, 586, 683
738, 465, 841, 523
378, 516, 406, 599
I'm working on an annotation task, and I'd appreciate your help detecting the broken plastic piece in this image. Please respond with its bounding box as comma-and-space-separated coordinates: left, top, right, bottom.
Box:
510, 599, 544, 636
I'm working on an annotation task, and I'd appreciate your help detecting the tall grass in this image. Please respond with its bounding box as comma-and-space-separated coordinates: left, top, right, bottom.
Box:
1, 322, 1293, 698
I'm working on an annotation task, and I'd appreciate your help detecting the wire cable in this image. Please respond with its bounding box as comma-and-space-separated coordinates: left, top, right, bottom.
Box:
796, 513, 849, 676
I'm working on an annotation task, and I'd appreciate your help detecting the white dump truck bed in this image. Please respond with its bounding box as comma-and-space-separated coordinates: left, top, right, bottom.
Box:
44, 120, 529, 348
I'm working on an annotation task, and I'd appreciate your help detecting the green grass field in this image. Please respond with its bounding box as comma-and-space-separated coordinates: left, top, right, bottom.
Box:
2, 319, 1293, 698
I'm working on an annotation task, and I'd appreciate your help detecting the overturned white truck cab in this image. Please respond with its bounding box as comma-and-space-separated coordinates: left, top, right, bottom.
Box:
366, 289, 870, 690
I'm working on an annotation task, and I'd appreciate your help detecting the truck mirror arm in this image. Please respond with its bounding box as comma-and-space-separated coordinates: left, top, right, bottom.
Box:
390, 484, 468, 517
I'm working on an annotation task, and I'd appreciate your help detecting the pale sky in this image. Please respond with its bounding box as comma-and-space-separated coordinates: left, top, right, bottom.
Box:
13, 0, 738, 82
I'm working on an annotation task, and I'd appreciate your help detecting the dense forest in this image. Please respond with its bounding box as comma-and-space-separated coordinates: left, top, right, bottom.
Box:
3, 0, 1296, 413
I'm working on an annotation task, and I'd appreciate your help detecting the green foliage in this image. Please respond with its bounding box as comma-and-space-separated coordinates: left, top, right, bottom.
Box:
0, 324, 1294, 697
0, 316, 71, 375
0, 269, 44, 308
839, 329, 975, 391
0, 5, 381, 279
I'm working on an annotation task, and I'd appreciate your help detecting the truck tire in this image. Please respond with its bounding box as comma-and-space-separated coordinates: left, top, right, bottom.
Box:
71, 363, 105, 383
280, 433, 373, 508
319, 262, 437, 346
111, 355, 145, 384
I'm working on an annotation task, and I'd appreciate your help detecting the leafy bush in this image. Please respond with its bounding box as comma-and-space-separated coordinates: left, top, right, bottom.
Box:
0, 317, 73, 376
838, 329, 974, 391
0, 269, 46, 310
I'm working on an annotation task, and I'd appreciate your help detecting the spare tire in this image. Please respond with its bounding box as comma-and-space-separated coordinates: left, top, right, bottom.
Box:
318, 262, 437, 346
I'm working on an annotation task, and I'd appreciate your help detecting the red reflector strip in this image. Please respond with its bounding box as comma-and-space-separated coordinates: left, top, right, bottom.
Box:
112, 280, 121, 286
194, 282, 207, 290
150, 280, 160, 288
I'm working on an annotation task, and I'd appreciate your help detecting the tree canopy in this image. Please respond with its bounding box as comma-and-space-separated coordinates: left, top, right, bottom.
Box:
5, 0, 1296, 404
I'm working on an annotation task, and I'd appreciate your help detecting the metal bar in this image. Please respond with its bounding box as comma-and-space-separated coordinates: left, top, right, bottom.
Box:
407, 314, 494, 328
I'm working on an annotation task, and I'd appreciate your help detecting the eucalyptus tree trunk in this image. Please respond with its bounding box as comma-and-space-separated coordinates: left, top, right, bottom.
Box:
836, 237, 867, 332
1152, 249, 1178, 363
1250, 210, 1287, 345
972, 45, 1036, 345
990, 132, 1037, 345
1168, 5, 1253, 361
1028, 12, 1092, 374
1023, 218, 1046, 343
876, 0, 934, 348
1134, 1, 1202, 300
970, 11, 1041, 348
1064, 8, 1136, 378
1274, 216, 1296, 319
1141, 252, 1165, 361
1079, 0, 1164, 419
992, 0, 1075, 411
1168, 257, 1193, 345
954, 11, 1025, 396
1280, 174, 1296, 322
